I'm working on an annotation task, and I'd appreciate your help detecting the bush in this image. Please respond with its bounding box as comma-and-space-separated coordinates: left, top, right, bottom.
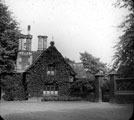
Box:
83, 92, 95, 101
41, 96, 82, 101
2, 73, 27, 101
2, 93, 14, 101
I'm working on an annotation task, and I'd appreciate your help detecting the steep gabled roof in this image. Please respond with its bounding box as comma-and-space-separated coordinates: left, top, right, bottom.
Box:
32, 50, 42, 63
25, 42, 76, 76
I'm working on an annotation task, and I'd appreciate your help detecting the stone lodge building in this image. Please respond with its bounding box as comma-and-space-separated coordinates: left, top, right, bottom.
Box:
15, 26, 76, 98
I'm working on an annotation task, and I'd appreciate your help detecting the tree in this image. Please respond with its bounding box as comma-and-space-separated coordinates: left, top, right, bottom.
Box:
114, 0, 134, 77
114, 25, 134, 77
114, 1, 134, 120
0, 1, 20, 99
80, 52, 107, 75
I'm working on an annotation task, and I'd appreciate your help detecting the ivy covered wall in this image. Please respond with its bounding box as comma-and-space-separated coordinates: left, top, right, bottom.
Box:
26, 42, 76, 97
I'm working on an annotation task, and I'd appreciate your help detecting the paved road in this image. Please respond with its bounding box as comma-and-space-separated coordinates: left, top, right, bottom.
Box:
0, 101, 133, 120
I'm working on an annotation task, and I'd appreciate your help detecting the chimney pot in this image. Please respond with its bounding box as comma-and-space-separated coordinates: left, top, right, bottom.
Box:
50, 41, 55, 46
27, 25, 31, 35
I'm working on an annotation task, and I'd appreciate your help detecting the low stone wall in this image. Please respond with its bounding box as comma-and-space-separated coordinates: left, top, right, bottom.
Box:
109, 74, 134, 103
114, 93, 134, 103
114, 78, 134, 103
94, 73, 134, 103
83, 92, 95, 101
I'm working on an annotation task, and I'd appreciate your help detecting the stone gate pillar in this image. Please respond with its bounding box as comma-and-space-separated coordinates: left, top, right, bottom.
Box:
109, 71, 117, 103
95, 73, 104, 102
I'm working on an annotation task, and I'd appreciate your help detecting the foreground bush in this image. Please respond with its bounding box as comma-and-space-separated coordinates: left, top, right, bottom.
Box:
2, 93, 14, 101
2, 73, 27, 101
41, 96, 82, 101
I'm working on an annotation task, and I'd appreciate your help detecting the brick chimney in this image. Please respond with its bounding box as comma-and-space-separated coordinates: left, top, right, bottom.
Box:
26, 25, 32, 51
38, 35, 48, 51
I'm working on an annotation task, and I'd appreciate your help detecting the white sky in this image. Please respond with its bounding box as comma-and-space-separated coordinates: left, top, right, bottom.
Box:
4, 0, 127, 65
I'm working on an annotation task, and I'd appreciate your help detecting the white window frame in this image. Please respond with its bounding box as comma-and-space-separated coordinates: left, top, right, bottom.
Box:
43, 85, 58, 96
47, 66, 55, 76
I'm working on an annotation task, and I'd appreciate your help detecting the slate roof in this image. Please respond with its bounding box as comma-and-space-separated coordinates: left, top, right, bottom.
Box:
32, 50, 42, 63
69, 62, 87, 78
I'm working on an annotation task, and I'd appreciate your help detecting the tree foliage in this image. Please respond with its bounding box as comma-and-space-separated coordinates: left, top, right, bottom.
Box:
80, 52, 107, 75
114, 0, 134, 77
0, 1, 20, 76
114, 1, 134, 119
0, 1, 20, 100
70, 78, 94, 97
2, 74, 25, 101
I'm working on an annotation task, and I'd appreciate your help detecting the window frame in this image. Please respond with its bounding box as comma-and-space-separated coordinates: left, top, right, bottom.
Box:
43, 85, 58, 96
47, 65, 56, 76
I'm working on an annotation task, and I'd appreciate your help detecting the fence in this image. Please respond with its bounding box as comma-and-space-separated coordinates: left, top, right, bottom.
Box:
95, 72, 134, 103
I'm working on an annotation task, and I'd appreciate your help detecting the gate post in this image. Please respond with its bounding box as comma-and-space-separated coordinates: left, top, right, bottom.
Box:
109, 71, 117, 103
95, 73, 104, 102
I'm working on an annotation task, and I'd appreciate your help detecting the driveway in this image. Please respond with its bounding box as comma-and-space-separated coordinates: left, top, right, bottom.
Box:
0, 100, 133, 120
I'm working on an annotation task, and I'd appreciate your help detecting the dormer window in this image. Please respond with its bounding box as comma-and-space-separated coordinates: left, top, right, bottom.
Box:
47, 66, 55, 76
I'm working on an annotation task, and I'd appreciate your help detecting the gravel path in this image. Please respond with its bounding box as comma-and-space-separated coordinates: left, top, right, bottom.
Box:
0, 101, 133, 120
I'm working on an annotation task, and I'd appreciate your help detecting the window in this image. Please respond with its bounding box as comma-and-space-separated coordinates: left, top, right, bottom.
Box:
69, 76, 74, 82
47, 66, 55, 76
43, 85, 58, 96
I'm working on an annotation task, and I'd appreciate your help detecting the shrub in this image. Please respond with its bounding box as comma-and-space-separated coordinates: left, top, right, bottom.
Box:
41, 96, 82, 101
2, 93, 14, 101
2, 73, 26, 101
69, 79, 95, 98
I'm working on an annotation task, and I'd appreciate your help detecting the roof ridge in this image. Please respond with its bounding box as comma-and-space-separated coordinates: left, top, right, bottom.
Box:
25, 49, 46, 72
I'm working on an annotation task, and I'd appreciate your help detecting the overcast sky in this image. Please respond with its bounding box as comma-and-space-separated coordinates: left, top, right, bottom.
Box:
4, 0, 127, 65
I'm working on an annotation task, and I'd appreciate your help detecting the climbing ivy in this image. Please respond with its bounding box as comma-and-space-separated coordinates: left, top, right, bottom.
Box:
26, 44, 76, 97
